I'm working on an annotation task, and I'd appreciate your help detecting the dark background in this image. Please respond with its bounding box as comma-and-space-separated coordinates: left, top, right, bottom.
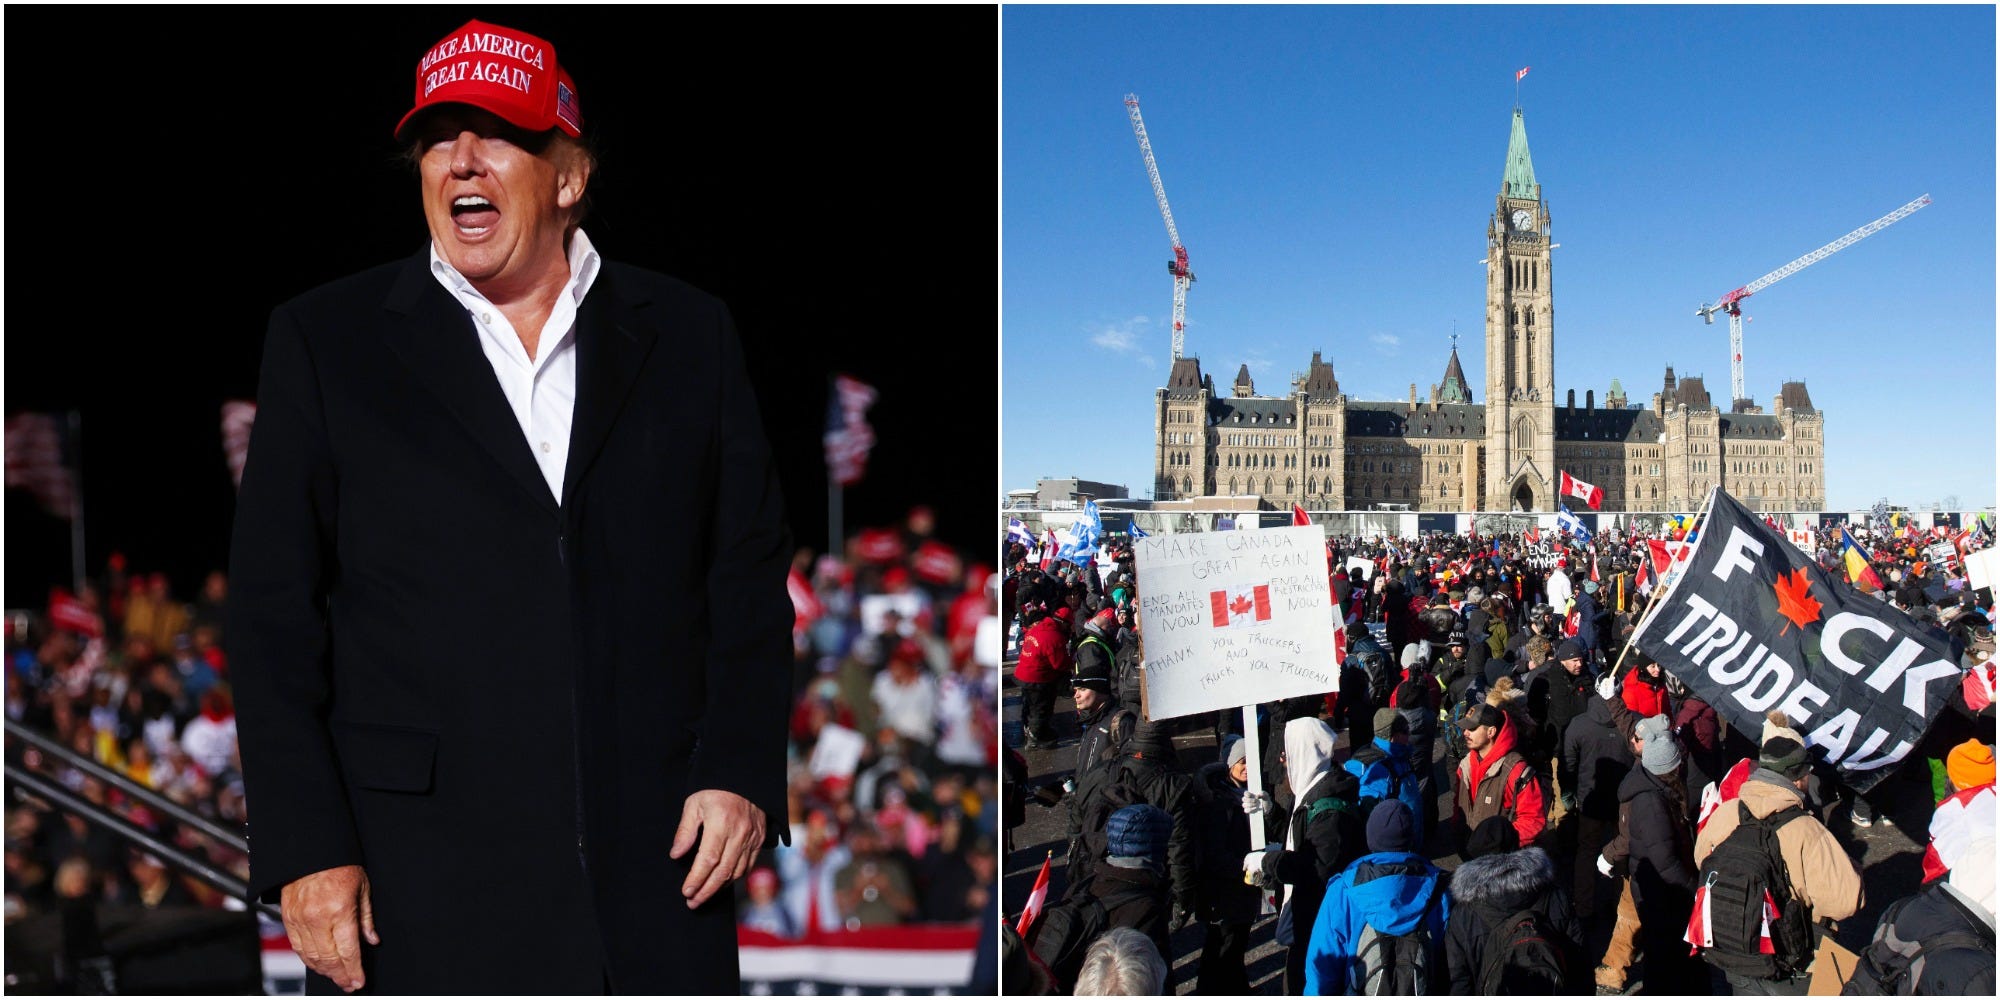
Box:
5, 9, 998, 606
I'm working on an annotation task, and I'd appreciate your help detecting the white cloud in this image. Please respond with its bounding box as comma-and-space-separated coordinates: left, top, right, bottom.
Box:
1090, 316, 1152, 355
1369, 333, 1400, 355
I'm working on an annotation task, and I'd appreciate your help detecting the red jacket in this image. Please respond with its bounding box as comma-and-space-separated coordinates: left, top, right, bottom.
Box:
1621, 668, 1668, 719
1454, 708, 1550, 847
1013, 618, 1072, 684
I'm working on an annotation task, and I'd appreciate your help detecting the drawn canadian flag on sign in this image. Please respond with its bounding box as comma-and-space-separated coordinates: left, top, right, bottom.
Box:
1209, 585, 1273, 628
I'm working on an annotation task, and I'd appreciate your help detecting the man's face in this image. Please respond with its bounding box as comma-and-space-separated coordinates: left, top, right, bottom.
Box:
1072, 686, 1106, 713
1562, 655, 1585, 676
1465, 724, 1496, 753
414, 107, 588, 295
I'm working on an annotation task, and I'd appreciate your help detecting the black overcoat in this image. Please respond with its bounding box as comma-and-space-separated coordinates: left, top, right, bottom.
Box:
228, 250, 793, 993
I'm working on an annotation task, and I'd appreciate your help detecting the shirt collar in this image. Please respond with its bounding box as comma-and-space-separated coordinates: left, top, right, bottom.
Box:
426, 228, 603, 312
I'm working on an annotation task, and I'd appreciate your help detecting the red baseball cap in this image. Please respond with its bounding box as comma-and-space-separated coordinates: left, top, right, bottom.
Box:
395, 20, 582, 140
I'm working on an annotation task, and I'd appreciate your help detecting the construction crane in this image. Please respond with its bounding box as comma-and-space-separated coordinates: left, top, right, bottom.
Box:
1697, 194, 1931, 406
1125, 94, 1194, 360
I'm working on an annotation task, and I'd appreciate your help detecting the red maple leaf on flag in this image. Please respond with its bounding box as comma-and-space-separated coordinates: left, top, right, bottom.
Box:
1229, 593, 1254, 618
1772, 567, 1823, 635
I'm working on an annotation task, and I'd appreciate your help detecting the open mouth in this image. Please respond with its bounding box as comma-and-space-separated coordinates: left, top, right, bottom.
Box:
451, 195, 499, 233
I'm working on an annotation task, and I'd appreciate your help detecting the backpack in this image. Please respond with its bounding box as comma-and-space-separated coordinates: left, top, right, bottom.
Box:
1476, 907, 1570, 993
1695, 802, 1814, 978
1354, 894, 1440, 994
1843, 884, 1996, 995
1363, 654, 1397, 710
1345, 745, 1407, 817
1027, 881, 1155, 992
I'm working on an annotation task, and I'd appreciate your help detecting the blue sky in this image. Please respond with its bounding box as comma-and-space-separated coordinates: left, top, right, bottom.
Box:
1002, 5, 1996, 512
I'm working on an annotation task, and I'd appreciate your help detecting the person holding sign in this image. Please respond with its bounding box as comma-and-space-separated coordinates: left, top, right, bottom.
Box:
1244, 717, 1365, 995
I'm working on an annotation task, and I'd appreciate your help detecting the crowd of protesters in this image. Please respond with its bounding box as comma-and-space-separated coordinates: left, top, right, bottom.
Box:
1002, 513, 1997, 995
5, 507, 998, 949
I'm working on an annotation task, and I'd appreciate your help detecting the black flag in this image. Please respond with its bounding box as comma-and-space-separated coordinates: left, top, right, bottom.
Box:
1631, 488, 1963, 792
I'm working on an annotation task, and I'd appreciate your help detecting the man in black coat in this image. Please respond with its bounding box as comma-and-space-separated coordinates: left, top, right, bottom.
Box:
230, 19, 789, 994
1561, 680, 1633, 919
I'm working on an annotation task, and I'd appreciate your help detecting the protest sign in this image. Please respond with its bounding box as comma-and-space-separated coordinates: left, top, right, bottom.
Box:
1344, 556, 1374, 581
1967, 545, 1999, 592
808, 723, 867, 780
1632, 489, 1962, 792
1132, 525, 1338, 722
1786, 528, 1816, 555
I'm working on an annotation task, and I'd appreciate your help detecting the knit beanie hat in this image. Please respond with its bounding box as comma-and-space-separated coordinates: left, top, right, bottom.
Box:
1642, 727, 1683, 775
1103, 804, 1172, 869
1761, 710, 1805, 747
1365, 799, 1416, 854
1465, 815, 1520, 859
1947, 739, 1995, 792
1373, 707, 1408, 740
1760, 736, 1812, 781
1222, 734, 1248, 770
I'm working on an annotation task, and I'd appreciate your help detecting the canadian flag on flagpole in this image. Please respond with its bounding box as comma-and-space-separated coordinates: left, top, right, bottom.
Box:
1209, 585, 1273, 628
1559, 470, 1603, 510
1292, 503, 1310, 527
1016, 852, 1052, 936
1516, 66, 1531, 82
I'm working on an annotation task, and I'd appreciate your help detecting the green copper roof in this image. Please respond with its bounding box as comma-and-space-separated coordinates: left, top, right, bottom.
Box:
1609, 378, 1624, 393
1439, 346, 1470, 403
1503, 108, 1537, 200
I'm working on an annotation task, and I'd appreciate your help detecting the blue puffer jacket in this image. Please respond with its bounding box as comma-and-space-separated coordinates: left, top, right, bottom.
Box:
1343, 738, 1426, 849
1303, 851, 1449, 995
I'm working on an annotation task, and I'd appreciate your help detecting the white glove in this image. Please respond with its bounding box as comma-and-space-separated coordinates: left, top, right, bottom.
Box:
1595, 672, 1619, 702
1241, 790, 1271, 815
1596, 853, 1614, 878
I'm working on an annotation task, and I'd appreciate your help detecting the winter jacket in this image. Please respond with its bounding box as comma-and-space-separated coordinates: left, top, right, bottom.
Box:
1444, 846, 1587, 995
1573, 589, 1602, 654
1012, 617, 1071, 684
1612, 766, 1696, 913
1190, 762, 1263, 924
1085, 861, 1174, 969
1562, 696, 1634, 821
1113, 638, 1144, 712
1452, 707, 1549, 849
1303, 851, 1449, 995
1672, 694, 1722, 786
1464, 605, 1492, 679
1113, 753, 1200, 913
1345, 738, 1426, 850
1621, 666, 1669, 719
1262, 720, 1366, 954
1070, 698, 1133, 802
1844, 878, 1996, 996
1536, 663, 1596, 764
1693, 769, 1864, 924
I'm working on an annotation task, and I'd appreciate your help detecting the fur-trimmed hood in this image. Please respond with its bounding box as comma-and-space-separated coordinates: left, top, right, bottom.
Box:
1450, 846, 1556, 912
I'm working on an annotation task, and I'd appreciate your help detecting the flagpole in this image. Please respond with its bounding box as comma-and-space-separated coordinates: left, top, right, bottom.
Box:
68, 410, 85, 592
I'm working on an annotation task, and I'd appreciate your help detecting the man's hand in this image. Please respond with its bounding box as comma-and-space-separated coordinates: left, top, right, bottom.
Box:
280, 864, 377, 993
671, 789, 766, 909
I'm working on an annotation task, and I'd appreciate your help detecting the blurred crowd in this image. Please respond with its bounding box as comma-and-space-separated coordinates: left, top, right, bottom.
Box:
739, 506, 1000, 936
5, 505, 1002, 941
5, 557, 244, 921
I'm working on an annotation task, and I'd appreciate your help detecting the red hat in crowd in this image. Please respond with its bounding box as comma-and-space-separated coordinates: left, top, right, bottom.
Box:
1088, 608, 1119, 632
1053, 607, 1075, 625
396, 20, 583, 140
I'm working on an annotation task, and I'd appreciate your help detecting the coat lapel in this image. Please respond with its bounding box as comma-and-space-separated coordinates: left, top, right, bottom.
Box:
381, 253, 560, 516
562, 266, 658, 512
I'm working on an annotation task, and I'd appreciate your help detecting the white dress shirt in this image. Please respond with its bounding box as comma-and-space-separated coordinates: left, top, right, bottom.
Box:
427, 229, 603, 501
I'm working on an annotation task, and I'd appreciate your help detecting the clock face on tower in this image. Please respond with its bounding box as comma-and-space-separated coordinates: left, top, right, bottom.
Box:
1511, 208, 1535, 232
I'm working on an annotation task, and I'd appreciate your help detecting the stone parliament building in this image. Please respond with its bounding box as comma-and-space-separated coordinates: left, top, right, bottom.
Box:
1151, 108, 1827, 514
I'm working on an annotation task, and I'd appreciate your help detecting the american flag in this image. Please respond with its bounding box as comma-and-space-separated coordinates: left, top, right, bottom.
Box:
556, 81, 581, 133
5, 412, 78, 520
822, 375, 878, 487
